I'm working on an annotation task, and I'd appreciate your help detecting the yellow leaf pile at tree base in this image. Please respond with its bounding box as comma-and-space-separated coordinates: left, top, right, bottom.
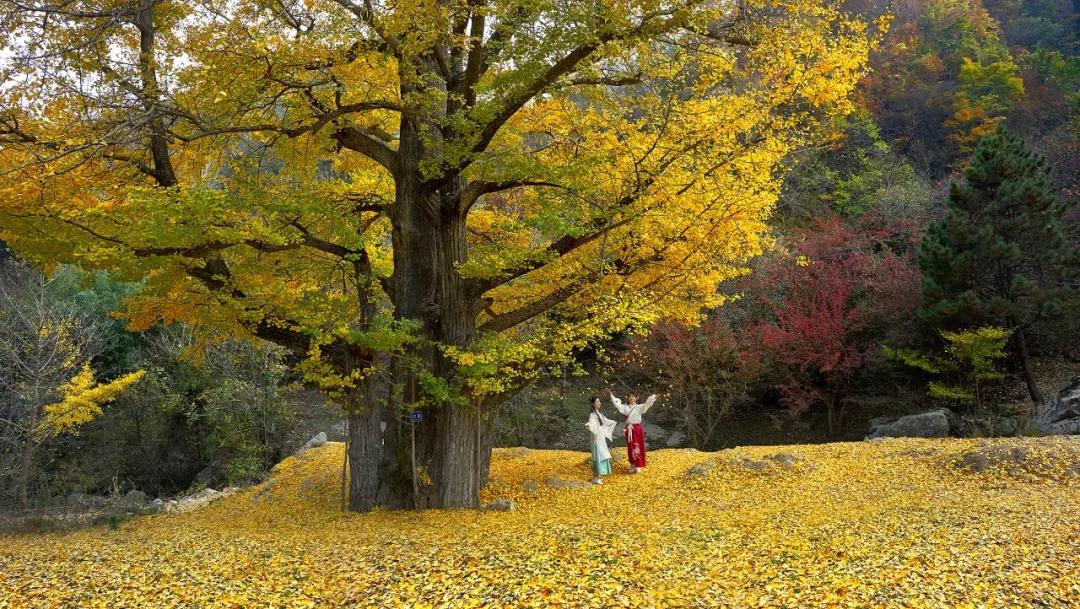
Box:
2, 437, 1079, 608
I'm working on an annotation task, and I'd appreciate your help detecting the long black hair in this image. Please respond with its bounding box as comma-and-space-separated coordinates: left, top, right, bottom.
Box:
588, 396, 600, 417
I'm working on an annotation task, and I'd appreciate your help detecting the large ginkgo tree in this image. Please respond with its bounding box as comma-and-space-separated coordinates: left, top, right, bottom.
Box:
0, 0, 873, 509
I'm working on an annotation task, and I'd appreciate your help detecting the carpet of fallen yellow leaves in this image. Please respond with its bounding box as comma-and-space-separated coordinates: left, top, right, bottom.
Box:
2, 436, 1079, 609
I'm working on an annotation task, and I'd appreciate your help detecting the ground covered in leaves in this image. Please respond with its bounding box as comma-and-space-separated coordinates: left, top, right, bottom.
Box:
2, 437, 1079, 609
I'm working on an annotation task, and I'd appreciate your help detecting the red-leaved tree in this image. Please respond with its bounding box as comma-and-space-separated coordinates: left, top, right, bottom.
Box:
756, 216, 920, 433
618, 215, 921, 443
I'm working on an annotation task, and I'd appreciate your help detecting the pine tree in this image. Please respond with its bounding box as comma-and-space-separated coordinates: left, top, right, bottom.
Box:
918, 126, 1078, 404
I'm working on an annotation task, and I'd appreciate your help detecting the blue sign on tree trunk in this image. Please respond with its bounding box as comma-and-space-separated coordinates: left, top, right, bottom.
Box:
411, 410, 422, 423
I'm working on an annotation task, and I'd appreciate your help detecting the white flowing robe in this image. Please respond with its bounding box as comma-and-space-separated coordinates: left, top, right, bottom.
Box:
586, 411, 617, 461
610, 393, 657, 425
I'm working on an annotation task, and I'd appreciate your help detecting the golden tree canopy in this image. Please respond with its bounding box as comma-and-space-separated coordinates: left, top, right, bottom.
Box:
0, 0, 875, 396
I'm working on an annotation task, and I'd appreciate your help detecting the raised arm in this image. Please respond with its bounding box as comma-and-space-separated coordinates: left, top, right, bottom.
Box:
610, 391, 630, 415
639, 394, 658, 415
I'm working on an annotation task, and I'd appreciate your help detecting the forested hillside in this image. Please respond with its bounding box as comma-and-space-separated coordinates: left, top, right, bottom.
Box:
496, 0, 1080, 451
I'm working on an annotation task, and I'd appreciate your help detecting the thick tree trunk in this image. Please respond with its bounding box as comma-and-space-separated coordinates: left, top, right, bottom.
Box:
387, 113, 490, 508
377, 398, 412, 509
1013, 327, 1043, 405
345, 268, 390, 511
415, 404, 485, 508
477, 411, 494, 490
346, 393, 383, 512
422, 210, 488, 508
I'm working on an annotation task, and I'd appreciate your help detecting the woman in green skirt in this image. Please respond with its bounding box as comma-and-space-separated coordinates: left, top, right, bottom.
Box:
585, 396, 616, 484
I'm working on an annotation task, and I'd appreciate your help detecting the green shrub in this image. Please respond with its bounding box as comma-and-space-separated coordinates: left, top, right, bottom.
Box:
886, 326, 1011, 411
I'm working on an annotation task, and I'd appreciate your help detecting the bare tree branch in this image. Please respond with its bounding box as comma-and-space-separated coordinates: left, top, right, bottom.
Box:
331, 126, 400, 174
459, 179, 568, 212
478, 281, 582, 333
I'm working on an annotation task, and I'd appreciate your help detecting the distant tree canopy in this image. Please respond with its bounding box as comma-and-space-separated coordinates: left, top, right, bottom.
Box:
0, 0, 873, 509
584, 0, 1079, 443
919, 126, 1079, 403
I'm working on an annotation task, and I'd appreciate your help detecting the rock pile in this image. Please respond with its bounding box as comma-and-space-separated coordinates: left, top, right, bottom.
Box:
867, 409, 1019, 439
159, 487, 239, 513
952, 438, 1080, 480
685, 452, 807, 477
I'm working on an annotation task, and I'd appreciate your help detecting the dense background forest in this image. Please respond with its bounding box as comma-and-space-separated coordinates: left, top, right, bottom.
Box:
496, 0, 1080, 451
1, 0, 1077, 511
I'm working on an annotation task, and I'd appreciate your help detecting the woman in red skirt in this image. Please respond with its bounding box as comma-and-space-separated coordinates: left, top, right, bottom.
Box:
609, 391, 657, 473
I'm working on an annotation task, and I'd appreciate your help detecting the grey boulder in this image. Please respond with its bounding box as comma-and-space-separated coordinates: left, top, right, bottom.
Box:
1030, 377, 1080, 435
956, 415, 1019, 438
482, 498, 516, 512
685, 462, 716, 478
866, 409, 952, 439
299, 432, 328, 452
123, 489, 149, 505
